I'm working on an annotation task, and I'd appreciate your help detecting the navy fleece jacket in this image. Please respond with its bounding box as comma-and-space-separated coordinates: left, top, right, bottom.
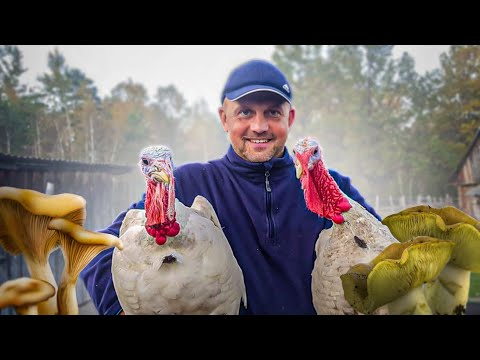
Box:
80, 145, 380, 315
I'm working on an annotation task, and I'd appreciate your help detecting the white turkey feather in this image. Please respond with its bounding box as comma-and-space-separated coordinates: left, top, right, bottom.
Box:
112, 196, 247, 315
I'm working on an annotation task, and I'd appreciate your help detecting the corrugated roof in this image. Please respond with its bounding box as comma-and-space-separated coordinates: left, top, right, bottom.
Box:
0, 153, 135, 174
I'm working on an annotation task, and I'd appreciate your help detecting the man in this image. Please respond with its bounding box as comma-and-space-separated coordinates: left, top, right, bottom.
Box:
80, 59, 380, 315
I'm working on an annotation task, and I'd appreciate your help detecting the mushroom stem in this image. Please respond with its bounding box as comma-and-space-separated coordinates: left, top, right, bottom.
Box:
47, 218, 124, 315
425, 263, 471, 315
57, 273, 79, 315
23, 257, 58, 315
16, 304, 39, 315
387, 285, 433, 315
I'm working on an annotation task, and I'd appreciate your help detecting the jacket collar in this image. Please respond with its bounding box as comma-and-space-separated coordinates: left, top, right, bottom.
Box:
223, 145, 294, 180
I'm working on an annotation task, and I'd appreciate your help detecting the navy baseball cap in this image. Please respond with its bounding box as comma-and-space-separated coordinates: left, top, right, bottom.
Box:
221, 59, 292, 104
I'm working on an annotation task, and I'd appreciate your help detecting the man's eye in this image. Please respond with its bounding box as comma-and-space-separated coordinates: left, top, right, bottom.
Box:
239, 110, 252, 116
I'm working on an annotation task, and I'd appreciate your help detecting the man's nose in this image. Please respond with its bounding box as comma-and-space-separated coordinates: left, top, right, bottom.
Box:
250, 114, 269, 133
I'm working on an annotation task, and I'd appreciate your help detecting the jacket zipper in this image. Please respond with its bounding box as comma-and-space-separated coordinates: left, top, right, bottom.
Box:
265, 171, 275, 241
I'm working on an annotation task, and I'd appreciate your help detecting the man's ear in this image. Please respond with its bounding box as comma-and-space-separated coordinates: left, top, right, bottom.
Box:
218, 107, 228, 132
288, 106, 296, 129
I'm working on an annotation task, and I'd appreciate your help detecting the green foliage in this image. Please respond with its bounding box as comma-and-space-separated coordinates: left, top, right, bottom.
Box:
102, 79, 151, 164
35, 47, 100, 160
0, 45, 41, 156
470, 273, 480, 298
149, 84, 187, 153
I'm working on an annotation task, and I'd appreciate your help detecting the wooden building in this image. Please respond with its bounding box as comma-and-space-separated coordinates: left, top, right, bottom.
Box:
0, 153, 145, 314
451, 128, 480, 220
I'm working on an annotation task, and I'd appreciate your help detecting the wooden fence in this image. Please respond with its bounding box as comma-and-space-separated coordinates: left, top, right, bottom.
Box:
373, 194, 457, 219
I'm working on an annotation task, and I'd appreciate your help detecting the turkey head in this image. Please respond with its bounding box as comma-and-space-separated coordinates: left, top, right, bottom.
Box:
140, 146, 180, 245
292, 137, 351, 224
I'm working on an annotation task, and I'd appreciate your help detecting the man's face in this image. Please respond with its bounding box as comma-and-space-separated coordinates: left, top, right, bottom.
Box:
219, 93, 295, 163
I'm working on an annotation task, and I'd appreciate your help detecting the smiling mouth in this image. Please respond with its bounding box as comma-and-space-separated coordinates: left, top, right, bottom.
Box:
246, 139, 272, 144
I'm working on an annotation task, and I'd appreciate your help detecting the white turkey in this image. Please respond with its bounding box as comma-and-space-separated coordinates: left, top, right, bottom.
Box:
111, 145, 247, 314
293, 137, 453, 315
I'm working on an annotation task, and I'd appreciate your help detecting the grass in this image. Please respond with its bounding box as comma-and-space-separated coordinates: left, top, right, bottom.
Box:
469, 273, 480, 299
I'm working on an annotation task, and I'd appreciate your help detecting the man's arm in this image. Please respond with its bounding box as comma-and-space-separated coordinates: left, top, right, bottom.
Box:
329, 170, 382, 221
79, 197, 145, 315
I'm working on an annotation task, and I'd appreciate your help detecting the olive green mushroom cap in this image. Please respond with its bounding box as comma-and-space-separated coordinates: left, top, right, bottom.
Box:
444, 223, 480, 272
393, 205, 480, 229
341, 237, 455, 314
382, 207, 480, 272
382, 212, 446, 242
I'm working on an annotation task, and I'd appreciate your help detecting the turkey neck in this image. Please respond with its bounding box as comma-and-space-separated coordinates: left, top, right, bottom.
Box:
301, 158, 350, 223
145, 181, 165, 225
144, 179, 180, 245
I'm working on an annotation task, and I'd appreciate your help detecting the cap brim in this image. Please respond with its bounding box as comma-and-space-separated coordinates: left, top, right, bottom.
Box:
225, 85, 291, 104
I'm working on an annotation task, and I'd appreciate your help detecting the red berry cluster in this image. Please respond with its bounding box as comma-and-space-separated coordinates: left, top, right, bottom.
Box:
146, 221, 181, 245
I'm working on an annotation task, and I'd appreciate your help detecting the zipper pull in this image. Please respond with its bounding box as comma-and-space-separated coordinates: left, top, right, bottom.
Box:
265, 171, 271, 192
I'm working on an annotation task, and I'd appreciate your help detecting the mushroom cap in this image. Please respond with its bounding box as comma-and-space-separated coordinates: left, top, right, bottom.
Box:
382, 209, 480, 272
0, 278, 55, 309
0, 187, 86, 256
0, 187, 86, 218
340, 237, 455, 314
48, 218, 123, 250
48, 218, 124, 279
0, 187, 87, 315
394, 205, 480, 229
446, 223, 480, 272
382, 212, 446, 243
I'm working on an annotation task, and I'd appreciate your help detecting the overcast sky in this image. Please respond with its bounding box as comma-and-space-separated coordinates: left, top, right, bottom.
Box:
17, 45, 450, 113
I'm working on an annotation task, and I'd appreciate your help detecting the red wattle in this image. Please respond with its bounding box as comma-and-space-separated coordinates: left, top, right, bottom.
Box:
297, 149, 352, 223
155, 235, 167, 245
146, 227, 157, 237
166, 222, 180, 237
331, 214, 345, 224
338, 197, 352, 212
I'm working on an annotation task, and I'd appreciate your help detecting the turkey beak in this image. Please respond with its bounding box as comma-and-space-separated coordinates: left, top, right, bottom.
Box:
295, 160, 303, 179
151, 170, 170, 184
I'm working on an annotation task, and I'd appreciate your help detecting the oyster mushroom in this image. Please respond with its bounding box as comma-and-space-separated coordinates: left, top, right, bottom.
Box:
48, 218, 123, 315
0, 187, 86, 314
341, 237, 455, 314
382, 207, 480, 314
0, 278, 55, 315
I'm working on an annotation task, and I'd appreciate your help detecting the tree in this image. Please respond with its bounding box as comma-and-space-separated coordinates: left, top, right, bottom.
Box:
273, 45, 426, 199
37, 48, 98, 160
180, 99, 228, 164
149, 84, 188, 152
0, 45, 39, 156
409, 45, 480, 195
103, 79, 151, 164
